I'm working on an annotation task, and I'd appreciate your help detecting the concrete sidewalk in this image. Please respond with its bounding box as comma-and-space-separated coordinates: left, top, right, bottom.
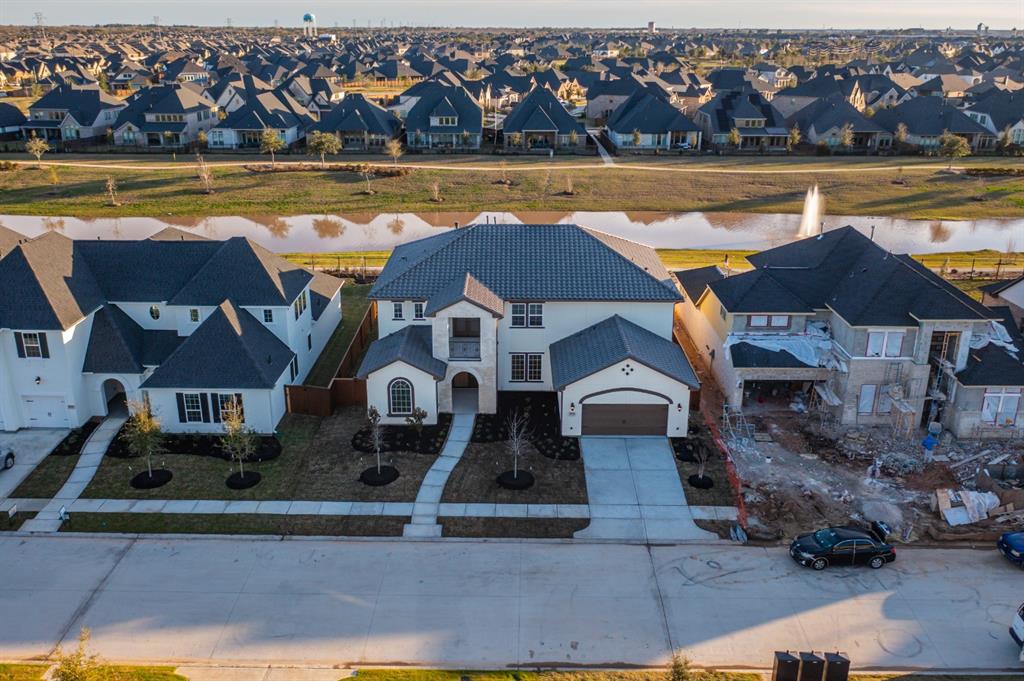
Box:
0, 534, 1019, 670
403, 412, 475, 538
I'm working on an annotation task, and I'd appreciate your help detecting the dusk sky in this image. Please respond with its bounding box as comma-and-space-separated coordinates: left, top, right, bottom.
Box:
1, 0, 1023, 30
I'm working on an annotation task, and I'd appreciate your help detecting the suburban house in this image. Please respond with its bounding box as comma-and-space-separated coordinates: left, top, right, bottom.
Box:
676, 226, 1024, 439
112, 83, 218, 149
771, 75, 866, 118
695, 90, 789, 151
402, 81, 483, 151
357, 224, 699, 437
500, 86, 587, 152
605, 87, 702, 151
963, 90, 1024, 145
22, 83, 126, 142
872, 97, 995, 150
309, 93, 402, 151
207, 75, 315, 150
585, 74, 648, 121
0, 230, 343, 434
0, 102, 26, 141
785, 93, 892, 151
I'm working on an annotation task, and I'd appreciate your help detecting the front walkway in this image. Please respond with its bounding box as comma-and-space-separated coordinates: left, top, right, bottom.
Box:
588, 129, 615, 165
19, 409, 128, 533
574, 437, 719, 542
402, 411, 475, 538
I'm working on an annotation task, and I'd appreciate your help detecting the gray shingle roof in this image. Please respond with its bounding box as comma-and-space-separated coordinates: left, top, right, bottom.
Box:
957, 306, 1024, 386
371, 224, 680, 303
502, 86, 585, 136
730, 342, 813, 369
356, 325, 447, 379
82, 304, 182, 374
142, 300, 294, 390
550, 315, 699, 390
424, 273, 504, 317
672, 266, 726, 302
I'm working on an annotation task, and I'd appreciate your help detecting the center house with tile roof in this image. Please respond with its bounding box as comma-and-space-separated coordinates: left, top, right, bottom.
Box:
357, 224, 700, 437
677, 226, 1024, 439
0, 230, 343, 434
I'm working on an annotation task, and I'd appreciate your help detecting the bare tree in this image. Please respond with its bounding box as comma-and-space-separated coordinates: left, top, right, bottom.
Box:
430, 180, 442, 202
105, 176, 120, 206
195, 154, 214, 193
385, 138, 403, 165
505, 408, 532, 479
361, 169, 374, 194
367, 406, 385, 475
222, 398, 257, 480
405, 406, 427, 440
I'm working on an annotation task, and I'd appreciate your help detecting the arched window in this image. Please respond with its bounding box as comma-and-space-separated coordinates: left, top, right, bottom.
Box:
388, 379, 413, 415
149, 305, 161, 320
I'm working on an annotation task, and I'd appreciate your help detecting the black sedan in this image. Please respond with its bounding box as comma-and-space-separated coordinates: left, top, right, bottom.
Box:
790, 521, 895, 570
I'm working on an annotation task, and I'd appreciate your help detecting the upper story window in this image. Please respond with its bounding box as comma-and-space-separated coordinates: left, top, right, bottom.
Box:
20, 332, 44, 358
263, 309, 274, 323
414, 302, 425, 320
866, 330, 905, 358
511, 303, 526, 327
748, 314, 789, 329
293, 290, 308, 320
393, 302, 404, 320
527, 303, 544, 327
431, 115, 458, 126
149, 305, 161, 320
189, 309, 200, 323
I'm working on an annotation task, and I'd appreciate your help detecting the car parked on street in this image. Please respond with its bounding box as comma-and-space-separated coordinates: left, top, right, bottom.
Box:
2, 450, 13, 470
790, 521, 895, 570
997, 532, 1024, 569
1011, 602, 1024, 652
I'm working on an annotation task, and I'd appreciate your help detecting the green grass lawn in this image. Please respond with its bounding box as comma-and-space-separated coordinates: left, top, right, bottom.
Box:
10, 452, 78, 498
59, 512, 408, 536
304, 283, 373, 386
0, 663, 47, 681
7, 161, 1024, 219
0, 664, 184, 681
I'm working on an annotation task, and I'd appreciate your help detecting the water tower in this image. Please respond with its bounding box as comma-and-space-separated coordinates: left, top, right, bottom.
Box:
303, 13, 318, 38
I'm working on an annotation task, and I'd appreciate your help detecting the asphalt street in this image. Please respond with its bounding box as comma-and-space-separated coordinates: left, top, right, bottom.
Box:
0, 534, 1020, 670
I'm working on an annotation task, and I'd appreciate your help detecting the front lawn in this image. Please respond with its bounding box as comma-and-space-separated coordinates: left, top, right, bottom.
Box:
59, 513, 408, 536
441, 517, 589, 538
0, 664, 184, 681
81, 408, 442, 502
441, 440, 587, 505
304, 283, 373, 386
10, 419, 100, 498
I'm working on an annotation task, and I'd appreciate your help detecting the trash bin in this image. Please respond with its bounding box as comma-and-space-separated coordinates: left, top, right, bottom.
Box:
798, 651, 825, 681
772, 651, 799, 681
823, 652, 850, 681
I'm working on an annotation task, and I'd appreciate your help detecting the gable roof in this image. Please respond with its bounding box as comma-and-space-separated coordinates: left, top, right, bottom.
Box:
424, 272, 504, 317
142, 300, 294, 390
550, 314, 699, 390
370, 224, 680, 304
82, 304, 181, 374
956, 306, 1024, 387
310, 93, 401, 136
404, 82, 482, 134
356, 324, 447, 379
606, 88, 699, 134
672, 265, 726, 302
502, 86, 585, 135
871, 96, 990, 136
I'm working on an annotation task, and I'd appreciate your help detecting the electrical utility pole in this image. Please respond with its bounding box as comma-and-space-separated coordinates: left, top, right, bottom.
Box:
33, 12, 47, 42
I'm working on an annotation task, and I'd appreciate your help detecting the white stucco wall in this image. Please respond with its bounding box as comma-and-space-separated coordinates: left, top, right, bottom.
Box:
364, 362, 439, 426
145, 374, 288, 435
558, 359, 691, 437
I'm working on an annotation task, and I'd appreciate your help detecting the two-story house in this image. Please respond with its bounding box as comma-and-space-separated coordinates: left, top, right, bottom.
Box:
0, 229, 343, 435
356, 224, 699, 437
112, 83, 218, 149
402, 80, 483, 151
676, 226, 1024, 439
22, 83, 126, 142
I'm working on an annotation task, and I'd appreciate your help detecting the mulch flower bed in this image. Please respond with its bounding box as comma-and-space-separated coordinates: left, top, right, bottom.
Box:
130, 469, 173, 489
471, 392, 579, 460
360, 465, 400, 486
351, 413, 452, 455
226, 471, 262, 489
496, 470, 534, 490
106, 429, 281, 463
50, 419, 101, 457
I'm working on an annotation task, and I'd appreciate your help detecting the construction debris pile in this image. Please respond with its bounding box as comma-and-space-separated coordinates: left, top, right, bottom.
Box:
726, 412, 1024, 543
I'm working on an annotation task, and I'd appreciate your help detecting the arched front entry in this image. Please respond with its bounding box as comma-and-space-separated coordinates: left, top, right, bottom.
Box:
451, 371, 479, 414
101, 378, 128, 416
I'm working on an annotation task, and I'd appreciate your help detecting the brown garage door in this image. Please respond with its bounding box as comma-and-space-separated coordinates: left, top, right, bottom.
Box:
581, 404, 668, 435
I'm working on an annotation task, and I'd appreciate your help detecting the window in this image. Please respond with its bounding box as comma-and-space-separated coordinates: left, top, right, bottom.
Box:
289, 356, 299, 381
21, 332, 42, 358
388, 378, 413, 415
511, 353, 543, 382
527, 354, 543, 382
392, 302, 404, 320
189, 308, 200, 323
982, 387, 1021, 426
218, 394, 243, 422
183, 393, 203, 422
769, 315, 790, 328
866, 330, 905, 358
307, 333, 312, 351
719, 305, 727, 321
149, 305, 161, 320
511, 303, 526, 327
293, 290, 308, 319
858, 384, 877, 415
263, 309, 274, 323
414, 302, 424, 320
749, 315, 769, 327
527, 303, 543, 327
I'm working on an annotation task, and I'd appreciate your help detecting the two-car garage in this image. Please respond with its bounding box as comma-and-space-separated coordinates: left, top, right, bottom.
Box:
580, 403, 669, 435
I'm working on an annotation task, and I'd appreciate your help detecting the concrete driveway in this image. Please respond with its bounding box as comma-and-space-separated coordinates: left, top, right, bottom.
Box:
0, 535, 1020, 670
575, 437, 718, 541
0, 429, 67, 502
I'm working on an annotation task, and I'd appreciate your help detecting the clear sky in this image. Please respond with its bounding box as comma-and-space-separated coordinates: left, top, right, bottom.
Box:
1, 0, 1022, 30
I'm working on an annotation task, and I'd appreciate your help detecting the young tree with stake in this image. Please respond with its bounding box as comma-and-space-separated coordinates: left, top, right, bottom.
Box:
385, 137, 403, 165
260, 127, 285, 168
367, 406, 385, 475
505, 408, 531, 480
222, 398, 257, 480
124, 398, 163, 480
26, 134, 49, 168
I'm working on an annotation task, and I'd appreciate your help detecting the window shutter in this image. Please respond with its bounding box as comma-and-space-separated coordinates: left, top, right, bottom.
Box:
38, 333, 49, 359
212, 394, 221, 423
200, 393, 211, 423
14, 332, 25, 358
234, 393, 244, 421
175, 393, 186, 422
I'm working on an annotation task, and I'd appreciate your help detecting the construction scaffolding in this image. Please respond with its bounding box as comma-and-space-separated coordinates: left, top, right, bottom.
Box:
722, 403, 757, 454
809, 370, 842, 431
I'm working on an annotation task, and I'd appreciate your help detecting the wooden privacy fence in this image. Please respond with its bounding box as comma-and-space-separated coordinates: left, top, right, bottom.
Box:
285, 302, 377, 416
